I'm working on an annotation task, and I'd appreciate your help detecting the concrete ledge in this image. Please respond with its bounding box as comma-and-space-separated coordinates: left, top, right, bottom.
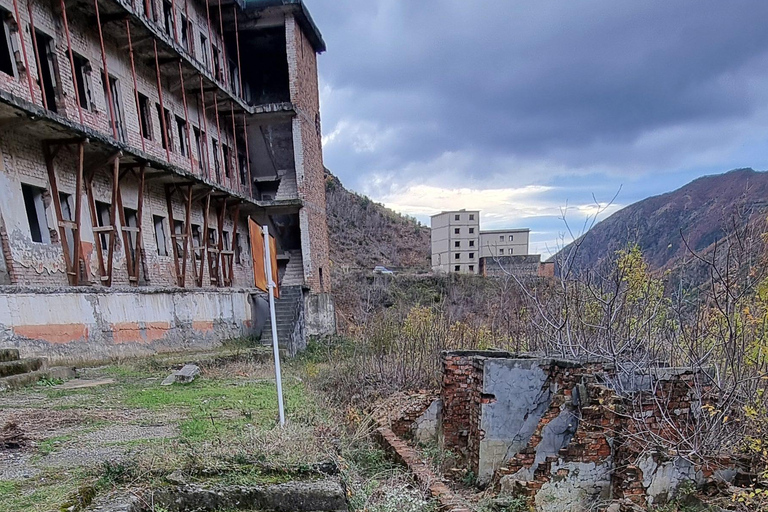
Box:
0, 365, 76, 391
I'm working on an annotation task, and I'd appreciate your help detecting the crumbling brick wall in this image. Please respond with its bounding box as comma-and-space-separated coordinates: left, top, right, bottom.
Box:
440, 351, 726, 509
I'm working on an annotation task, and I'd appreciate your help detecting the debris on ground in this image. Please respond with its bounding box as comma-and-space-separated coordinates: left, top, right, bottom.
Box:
161, 364, 200, 386
0, 421, 26, 450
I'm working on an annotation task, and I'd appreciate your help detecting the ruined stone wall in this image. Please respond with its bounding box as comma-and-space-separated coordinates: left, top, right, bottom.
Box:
440, 351, 727, 509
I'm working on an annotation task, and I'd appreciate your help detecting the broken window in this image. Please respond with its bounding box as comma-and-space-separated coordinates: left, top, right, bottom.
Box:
101, 71, 126, 142
222, 231, 230, 251
222, 144, 230, 178
162, 0, 175, 38
59, 192, 75, 259
212, 44, 221, 81
454, 214, 460, 221
22, 183, 50, 243
499, 248, 504, 255
173, 219, 184, 257
469, 227, 474, 234
94, 200, 111, 249
234, 233, 242, 264
138, 93, 152, 140
468, 265, 474, 272
157, 104, 172, 150
499, 235, 504, 241
199, 33, 209, 68
123, 207, 138, 263
510, 248, 514, 255
193, 126, 205, 171
207, 227, 217, 247
238, 152, 247, 186
191, 223, 202, 259
469, 240, 475, 247
454, 253, 460, 260
180, 14, 193, 54
454, 265, 460, 272
454, 241, 460, 248
509, 235, 514, 241
153, 215, 167, 256
72, 53, 93, 111
229, 59, 239, 95
469, 252, 474, 259
176, 116, 187, 156
454, 228, 460, 235
32, 30, 58, 112
0, 10, 18, 78
211, 139, 220, 181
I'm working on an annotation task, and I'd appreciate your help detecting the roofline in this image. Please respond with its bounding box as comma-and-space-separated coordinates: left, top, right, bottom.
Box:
430, 210, 481, 218
479, 228, 531, 234
244, 0, 326, 53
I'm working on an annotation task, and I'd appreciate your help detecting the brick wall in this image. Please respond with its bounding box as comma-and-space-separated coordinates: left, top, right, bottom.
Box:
286, 14, 330, 294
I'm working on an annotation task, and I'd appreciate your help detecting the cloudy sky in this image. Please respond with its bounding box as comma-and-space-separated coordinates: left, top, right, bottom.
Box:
304, 1, 768, 256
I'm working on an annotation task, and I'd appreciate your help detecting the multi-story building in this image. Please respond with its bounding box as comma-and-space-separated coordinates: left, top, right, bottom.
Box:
430, 210, 530, 275
0, 0, 334, 361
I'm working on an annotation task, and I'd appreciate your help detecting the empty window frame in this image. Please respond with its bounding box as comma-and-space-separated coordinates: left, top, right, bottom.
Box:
199, 33, 209, 67
222, 144, 230, 178
454, 265, 460, 272
211, 44, 221, 81
234, 233, 243, 264
191, 223, 202, 259
510, 248, 514, 255
222, 230, 230, 250
469, 252, 474, 259
509, 235, 514, 241
101, 72, 126, 142
469, 214, 475, 221
454, 214, 460, 221
123, 207, 138, 262
94, 200, 111, 249
454, 241, 460, 248
22, 183, 50, 243
162, 0, 175, 38
32, 30, 58, 112
193, 126, 205, 171
138, 93, 152, 140
499, 235, 504, 241
211, 139, 220, 180
454, 228, 460, 235
238, 152, 247, 185
173, 219, 184, 256
180, 14, 193, 54
469, 227, 475, 234
454, 253, 460, 260
72, 53, 93, 110
0, 10, 18, 78
153, 215, 167, 256
176, 116, 187, 156
499, 248, 504, 255
469, 240, 475, 247
468, 265, 474, 272
156, 105, 173, 150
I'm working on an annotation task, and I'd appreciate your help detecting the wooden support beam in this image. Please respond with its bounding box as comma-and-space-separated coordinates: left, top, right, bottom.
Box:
42, 143, 75, 285
105, 156, 120, 286
85, 151, 122, 182
165, 184, 183, 286
196, 191, 211, 287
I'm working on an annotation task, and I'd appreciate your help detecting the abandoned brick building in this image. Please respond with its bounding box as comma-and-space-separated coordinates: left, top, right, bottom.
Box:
0, 0, 334, 360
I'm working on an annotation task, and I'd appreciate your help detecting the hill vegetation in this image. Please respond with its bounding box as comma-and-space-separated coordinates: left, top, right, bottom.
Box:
325, 170, 431, 273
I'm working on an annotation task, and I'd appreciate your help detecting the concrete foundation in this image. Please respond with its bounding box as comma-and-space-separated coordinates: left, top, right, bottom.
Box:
0, 287, 257, 364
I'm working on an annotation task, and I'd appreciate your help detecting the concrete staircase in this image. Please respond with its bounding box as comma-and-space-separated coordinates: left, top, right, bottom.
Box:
0, 349, 75, 391
259, 285, 304, 354
280, 250, 304, 287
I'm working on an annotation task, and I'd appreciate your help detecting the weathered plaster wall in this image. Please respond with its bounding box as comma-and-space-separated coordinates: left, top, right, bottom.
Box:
0, 287, 256, 364
304, 292, 335, 337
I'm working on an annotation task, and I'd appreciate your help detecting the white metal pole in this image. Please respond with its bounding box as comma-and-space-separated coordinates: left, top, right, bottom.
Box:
263, 225, 285, 426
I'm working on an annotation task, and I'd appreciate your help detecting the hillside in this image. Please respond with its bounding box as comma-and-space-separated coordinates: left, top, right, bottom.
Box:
325, 170, 431, 272
553, 168, 768, 276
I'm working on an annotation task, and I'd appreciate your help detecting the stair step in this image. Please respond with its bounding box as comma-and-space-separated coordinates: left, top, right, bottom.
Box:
0, 358, 44, 378
0, 349, 20, 363
0, 366, 76, 391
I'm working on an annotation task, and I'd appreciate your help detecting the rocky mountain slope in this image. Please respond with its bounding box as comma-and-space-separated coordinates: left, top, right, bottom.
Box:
325, 170, 431, 272
553, 168, 768, 275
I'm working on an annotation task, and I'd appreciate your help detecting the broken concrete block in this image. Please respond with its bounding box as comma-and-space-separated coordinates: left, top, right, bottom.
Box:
161, 364, 200, 386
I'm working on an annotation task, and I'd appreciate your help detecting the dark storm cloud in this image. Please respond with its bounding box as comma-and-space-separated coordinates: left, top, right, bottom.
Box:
307, 1, 768, 179
303, 1, 768, 254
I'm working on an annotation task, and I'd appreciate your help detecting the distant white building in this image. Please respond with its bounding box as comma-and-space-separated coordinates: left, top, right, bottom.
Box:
430, 210, 530, 274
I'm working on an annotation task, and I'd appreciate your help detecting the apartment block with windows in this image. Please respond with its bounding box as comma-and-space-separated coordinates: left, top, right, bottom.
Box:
0, 0, 333, 360
430, 210, 530, 274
